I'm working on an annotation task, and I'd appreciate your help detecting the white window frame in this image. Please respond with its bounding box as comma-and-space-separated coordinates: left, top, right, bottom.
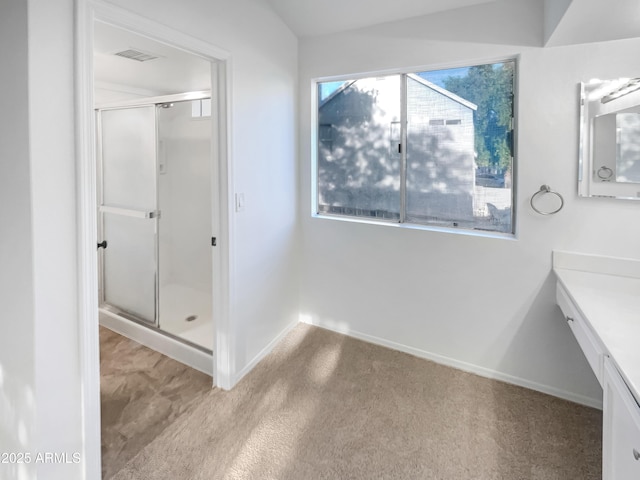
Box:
311, 57, 519, 239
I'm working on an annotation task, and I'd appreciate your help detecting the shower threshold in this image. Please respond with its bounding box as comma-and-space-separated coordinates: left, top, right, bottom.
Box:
99, 306, 213, 376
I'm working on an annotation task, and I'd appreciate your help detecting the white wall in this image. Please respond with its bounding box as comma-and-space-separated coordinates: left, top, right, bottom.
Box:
0, 0, 84, 479
0, 2, 37, 479
29, 0, 84, 476
8, 0, 635, 472
158, 102, 213, 292
1, 0, 298, 475
101, 0, 300, 382
299, 0, 640, 407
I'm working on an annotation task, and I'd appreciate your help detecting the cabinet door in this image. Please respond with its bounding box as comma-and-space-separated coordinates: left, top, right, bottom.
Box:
557, 283, 604, 386
603, 357, 640, 480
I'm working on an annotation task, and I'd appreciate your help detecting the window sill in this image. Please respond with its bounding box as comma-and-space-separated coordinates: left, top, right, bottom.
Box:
311, 212, 517, 241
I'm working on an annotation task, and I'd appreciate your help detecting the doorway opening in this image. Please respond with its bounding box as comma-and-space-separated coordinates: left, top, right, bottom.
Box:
76, 5, 233, 477
94, 21, 218, 370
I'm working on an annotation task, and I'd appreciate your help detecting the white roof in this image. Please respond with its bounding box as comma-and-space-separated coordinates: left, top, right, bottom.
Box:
406, 74, 477, 111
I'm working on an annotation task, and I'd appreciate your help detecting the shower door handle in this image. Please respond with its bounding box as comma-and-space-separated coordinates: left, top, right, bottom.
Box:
99, 206, 160, 219
97, 240, 108, 250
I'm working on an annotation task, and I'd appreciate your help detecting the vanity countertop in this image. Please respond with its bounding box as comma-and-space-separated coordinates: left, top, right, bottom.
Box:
553, 252, 640, 405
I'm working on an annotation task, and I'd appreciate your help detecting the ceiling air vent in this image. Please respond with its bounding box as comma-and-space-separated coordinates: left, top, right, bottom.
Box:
113, 49, 159, 62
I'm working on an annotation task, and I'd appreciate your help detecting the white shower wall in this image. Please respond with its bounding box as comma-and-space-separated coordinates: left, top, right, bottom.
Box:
158, 101, 213, 350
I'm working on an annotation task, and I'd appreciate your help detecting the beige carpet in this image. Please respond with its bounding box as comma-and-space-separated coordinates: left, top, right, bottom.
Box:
108, 324, 601, 479
100, 326, 212, 479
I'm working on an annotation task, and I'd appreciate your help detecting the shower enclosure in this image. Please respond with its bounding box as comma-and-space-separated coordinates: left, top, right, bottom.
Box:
97, 93, 214, 360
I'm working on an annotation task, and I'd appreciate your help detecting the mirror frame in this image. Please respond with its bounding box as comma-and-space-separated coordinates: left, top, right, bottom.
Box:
579, 79, 640, 200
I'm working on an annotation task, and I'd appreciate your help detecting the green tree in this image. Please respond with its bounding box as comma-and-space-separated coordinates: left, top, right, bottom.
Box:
443, 62, 514, 171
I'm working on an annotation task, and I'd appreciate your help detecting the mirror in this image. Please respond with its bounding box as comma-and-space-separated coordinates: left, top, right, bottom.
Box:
579, 78, 640, 199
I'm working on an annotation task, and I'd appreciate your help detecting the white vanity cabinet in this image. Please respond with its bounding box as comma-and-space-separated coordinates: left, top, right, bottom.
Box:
556, 283, 604, 386
553, 251, 640, 480
603, 357, 640, 480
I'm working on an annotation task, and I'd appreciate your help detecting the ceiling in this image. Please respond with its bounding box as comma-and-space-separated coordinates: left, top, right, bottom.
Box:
94, 22, 211, 105
93, 0, 640, 103
544, 0, 640, 46
263, 0, 640, 45
264, 0, 497, 38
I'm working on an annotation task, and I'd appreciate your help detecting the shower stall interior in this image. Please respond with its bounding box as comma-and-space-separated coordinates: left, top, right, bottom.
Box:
97, 93, 214, 357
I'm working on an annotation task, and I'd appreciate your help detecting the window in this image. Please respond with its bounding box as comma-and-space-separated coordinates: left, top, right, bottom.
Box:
191, 99, 211, 118
315, 59, 516, 234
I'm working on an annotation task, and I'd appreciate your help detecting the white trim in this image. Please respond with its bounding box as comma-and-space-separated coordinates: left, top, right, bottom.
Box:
312, 54, 520, 84
75, 1, 234, 476
231, 320, 299, 386
301, 318, 603, 410
100, 310, 213, 376
95, 90, 211, 110
311, 211, 517, 241
75, 2, 101, 478
94, 80, 160, 99
92, 1, 230, 61
90, 1, 234, 387
553, 250, 640, 280
212, 59, 236, 390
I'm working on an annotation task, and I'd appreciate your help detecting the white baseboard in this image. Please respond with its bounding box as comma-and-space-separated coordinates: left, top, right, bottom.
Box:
100, 309, 214, 377
301, 318, 603, 410
231, 319, 299, 387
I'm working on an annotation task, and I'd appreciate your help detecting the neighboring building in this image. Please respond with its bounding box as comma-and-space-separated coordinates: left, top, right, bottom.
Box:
318, 74, 477, 224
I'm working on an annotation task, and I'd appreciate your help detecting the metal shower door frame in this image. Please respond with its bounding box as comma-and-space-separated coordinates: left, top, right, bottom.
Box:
96, 91, 213, 331
96, 103, 161, 328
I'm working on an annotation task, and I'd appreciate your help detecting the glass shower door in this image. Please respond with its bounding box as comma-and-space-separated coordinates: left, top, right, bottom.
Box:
156, 99, 213, 350
98, 106, 159, 325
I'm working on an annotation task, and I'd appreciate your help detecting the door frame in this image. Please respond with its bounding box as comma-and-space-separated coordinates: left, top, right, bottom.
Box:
75, 1, 234, 477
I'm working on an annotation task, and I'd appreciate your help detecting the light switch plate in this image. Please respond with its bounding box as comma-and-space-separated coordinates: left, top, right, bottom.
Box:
235, 193, 245, 212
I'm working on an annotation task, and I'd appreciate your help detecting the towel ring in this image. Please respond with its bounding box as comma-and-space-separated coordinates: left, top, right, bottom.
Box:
530, 185, 564, 215
597, 166, 614, 181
